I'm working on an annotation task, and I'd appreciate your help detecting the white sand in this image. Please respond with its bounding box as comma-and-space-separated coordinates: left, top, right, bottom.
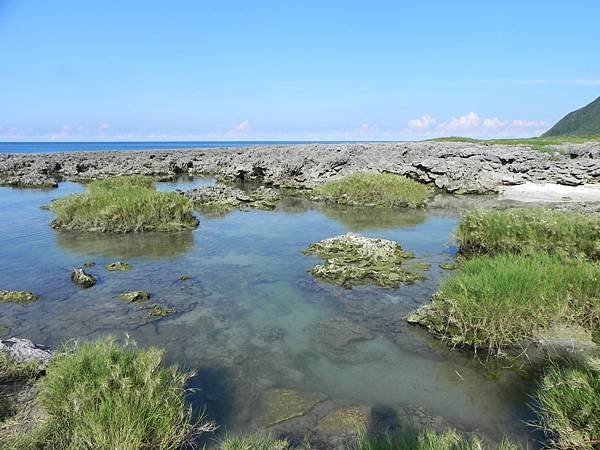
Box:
500, 182, 600, 203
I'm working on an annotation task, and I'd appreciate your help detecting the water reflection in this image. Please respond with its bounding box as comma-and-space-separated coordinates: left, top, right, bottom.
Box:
55, 230, 194, 260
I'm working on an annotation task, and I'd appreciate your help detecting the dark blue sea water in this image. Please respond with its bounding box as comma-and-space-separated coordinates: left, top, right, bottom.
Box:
0, 141, 357, 154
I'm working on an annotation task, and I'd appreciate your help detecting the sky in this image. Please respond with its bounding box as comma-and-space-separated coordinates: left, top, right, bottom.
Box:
0, 0, 599, 142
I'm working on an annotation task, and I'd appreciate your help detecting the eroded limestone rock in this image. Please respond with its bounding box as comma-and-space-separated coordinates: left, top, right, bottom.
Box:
119, 291, 150, 302
0, 338, 52, 365
70, 268, 97, 288
178, 184, 281, 213
305, 233, 424, 288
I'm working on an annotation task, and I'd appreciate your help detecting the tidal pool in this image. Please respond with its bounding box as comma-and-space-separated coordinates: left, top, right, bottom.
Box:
0, 178, 537, 447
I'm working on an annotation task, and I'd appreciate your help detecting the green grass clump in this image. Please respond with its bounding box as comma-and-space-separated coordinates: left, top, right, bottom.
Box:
534, 359, 600, 450
420, 253, 600, 350
218, 433, 289, 450
18, 338, 203, 450
354, 427, 518, 450
457, 209, 600, 260
50, 176, 198, 233
316, 173, 432, 208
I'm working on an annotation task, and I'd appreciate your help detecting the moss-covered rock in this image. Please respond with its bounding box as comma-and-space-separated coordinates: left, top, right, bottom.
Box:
70, 268, 97, 288
179, 184, 280, 213
119, 291, 150, 302
305, 233, 424, 288
0, 291, 40, 304
105, 261, 132, 272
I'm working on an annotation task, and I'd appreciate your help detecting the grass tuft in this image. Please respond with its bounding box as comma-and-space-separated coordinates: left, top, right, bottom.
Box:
457, 208, 600, 260
418, 253, 600, 350
353, 427, 518, 450
50, 176, 198, 233
316, 173, 432, 208
218, 432, 289, 450
17, 338, 206, 450
430, 135, 600, 153
534, 358, 600, 450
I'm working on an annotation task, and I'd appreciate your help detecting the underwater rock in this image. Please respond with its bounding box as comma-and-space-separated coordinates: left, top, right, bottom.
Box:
178, 184, 281, 212
119, 291, 150, 302
70, 268, 97, 288
83, 261, 95, 267
0, 324, 8, 336
257, 326, 286, 343
0, 338, 53, 364
0, 291, 40, 304
314, 316, 381, 364
532, 323, 598, 355
305, 233, 424, 288
178, 275, 191, 281
317, 406, 369, 434
259, 388, 326, 426
148, 304, 175, 317
439, 262, 459, 270
105, 261, 132, 271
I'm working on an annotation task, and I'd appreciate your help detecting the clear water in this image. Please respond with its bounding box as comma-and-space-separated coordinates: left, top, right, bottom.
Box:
0, 140, 365, 154
0, 179, 537, 446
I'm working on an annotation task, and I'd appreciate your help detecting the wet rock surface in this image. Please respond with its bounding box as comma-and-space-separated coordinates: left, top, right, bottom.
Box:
105, 261, 132, 271
305, 233, 424, 288
0, 291, 40, 304
3, 142, 600, 193
70, 267, 97, 288
178, 184, 280, 212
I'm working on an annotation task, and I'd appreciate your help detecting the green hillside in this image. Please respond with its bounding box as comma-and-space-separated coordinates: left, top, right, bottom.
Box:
543, 96, 600, 137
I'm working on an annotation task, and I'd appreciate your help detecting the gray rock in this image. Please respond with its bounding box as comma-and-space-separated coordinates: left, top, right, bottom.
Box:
0, 338, 53, 364
3, 142, 600, 193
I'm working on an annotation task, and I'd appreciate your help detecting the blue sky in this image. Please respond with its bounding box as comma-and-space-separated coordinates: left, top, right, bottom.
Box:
0, 0, 599, 141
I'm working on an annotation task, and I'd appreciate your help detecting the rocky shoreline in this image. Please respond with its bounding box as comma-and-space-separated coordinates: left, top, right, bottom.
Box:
2, 141, 600, 193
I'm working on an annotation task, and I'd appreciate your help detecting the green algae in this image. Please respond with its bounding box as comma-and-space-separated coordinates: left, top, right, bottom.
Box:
305, 233, 424, 288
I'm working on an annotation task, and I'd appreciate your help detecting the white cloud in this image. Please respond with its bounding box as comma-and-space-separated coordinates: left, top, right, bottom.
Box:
482, 117, 507, 129
232, 120, 251, 133
407, 114, 437, 129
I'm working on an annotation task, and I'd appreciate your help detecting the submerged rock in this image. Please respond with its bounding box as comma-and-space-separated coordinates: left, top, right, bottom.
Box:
178, 184, 281, 213
83, 261, 95, 268
178, 275, 191, 281
70, 268, 97, 288
259, 388, 326, 426
0, 291, 40, 304
105, 261, 132, 271
305, 233, 424, 288
314, 316, 381, 364
0, 323, 8, 336
148, 304, 175, 317
439, 262, 459, 270
0, 338, 53, 364
317, 406, 369, 434
119, 291, 150, 302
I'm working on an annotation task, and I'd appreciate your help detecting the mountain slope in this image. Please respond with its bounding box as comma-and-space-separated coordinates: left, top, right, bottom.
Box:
543, 96, 600, 137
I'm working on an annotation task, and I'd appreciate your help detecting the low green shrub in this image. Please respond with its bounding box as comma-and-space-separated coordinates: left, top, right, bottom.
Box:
415, 253, 600, 351
16, 338, 205, 450
457, 208, 600, 260
50, 176, 198, 233
316, 173, 432, 208
534, 358, 600, 450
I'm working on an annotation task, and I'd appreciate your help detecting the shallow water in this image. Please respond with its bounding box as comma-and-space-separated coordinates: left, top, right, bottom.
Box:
0, 178, 538, 447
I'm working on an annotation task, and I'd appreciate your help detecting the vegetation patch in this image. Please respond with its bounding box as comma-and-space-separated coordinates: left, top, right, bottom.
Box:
534, 358, 600, 450
315, 172, 432, 208
430, 135, 600, 153
1, 338, 209, 449
49, 176, 199, 233
353, 427, 518, 450
0, 291, 39, 304
457, 208, 600, 260
305, 233, 423, 288
219, 433, 289, 450
407, 253, 600, 351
